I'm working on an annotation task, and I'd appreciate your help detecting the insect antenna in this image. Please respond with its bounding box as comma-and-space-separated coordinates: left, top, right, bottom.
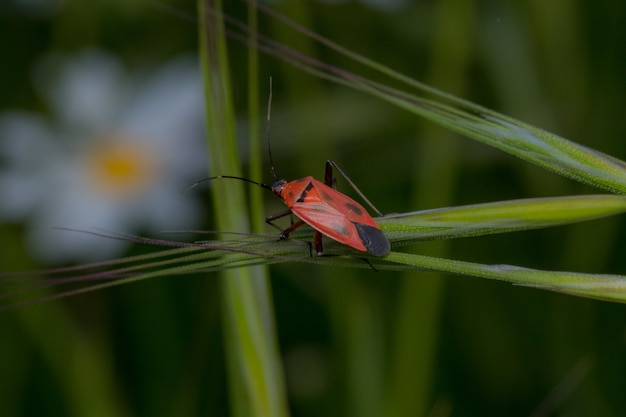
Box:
183, 175, 272, 194
266, 77, 278, 180
184, 79, 278, 195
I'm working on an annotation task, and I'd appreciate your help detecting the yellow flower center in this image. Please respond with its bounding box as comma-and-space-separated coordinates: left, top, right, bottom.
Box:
84, 136, 159, 199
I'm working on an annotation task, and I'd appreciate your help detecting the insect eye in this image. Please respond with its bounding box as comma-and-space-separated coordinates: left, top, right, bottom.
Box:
271, 179, 286, 195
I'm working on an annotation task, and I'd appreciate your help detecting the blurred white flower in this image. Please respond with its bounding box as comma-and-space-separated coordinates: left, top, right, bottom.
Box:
0, 50, 208, 262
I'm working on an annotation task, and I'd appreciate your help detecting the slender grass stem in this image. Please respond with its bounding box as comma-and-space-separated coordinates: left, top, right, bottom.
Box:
197, 1, 288, 416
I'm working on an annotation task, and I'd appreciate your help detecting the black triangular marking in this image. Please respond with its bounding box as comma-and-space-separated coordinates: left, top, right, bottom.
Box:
353, 223, 390, 257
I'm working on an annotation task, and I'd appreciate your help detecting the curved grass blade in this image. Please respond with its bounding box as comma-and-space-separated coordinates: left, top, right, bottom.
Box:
382, 252, 626, 304
4, 192, 626, 307
0, 229, 376, 310
0, 231, 268, 310
6, 225, 625, 306
378, 194, 626, 243
215, 5, 626, 194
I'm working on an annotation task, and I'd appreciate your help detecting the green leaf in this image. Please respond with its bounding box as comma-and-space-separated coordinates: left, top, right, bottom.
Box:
378, 194, 626, 242
248, 5, 626, 194
384, 252, 626, 304
7, 194, 625, 306
197, 1, 289, 417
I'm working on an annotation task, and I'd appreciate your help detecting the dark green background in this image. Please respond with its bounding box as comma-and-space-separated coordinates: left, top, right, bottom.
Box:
1, 1, 625, 416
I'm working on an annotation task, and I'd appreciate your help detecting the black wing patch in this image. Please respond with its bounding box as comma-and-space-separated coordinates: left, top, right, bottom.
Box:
353, 222, 390, 257
296, 181, 315, 203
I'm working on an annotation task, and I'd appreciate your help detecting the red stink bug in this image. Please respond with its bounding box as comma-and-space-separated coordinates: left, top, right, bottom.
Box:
193, 80, 390, 257
267, 159, 390, 256
211, 161, 390, 257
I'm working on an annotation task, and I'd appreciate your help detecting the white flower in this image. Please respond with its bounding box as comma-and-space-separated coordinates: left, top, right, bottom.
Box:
0, 50, 208, 262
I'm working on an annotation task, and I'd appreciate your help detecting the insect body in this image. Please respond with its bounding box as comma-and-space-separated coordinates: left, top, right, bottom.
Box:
203, 159, 390, 257
267, 161, 390, 257
196, 78, 389, 257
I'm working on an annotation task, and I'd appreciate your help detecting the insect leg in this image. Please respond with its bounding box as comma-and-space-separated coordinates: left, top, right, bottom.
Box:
265, 209, 292, 233
265, 209, 292, 223
324, 159, 334, 187
266, 210, 314, 254
313, 231, 323, 256
326, 160, 384, 216
362, 258, 379, 272
265, 209, 307, 237
277, 220, 306, 240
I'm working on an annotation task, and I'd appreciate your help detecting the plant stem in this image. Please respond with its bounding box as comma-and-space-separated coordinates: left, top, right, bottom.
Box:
197, 1, 289, 416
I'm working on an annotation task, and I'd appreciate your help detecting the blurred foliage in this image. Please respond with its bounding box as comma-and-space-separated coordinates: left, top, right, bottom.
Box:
1, 0, 626, 416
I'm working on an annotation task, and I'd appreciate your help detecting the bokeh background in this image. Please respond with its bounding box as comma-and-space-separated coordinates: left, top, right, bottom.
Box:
1, 0, 625, 416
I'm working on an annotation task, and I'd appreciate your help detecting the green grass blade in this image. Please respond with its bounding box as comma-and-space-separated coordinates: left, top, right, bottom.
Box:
197, 1, 288, 416
246, 1, 264, 234
384, 252, 626, 303
378, 194, 626, 243
244, 6, 626, 194
10, 231, 626, 304
7, 194, 625, 307
389, 96, 626, 194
